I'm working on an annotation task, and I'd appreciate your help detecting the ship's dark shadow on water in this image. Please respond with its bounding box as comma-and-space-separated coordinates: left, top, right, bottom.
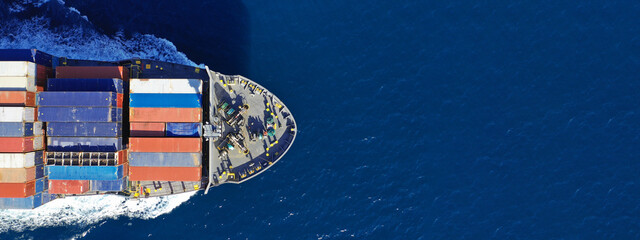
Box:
64, 0, 250, 75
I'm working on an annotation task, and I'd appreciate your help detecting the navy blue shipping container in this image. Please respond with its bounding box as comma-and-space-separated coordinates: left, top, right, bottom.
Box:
34, 150, 44, 166
0, 122, 42, 137
46, 122, 122, 137
38, 107, 122, 122
47, 78, 124, 93
38, 92, 120, 107
128, 152, 202, 167
35, 177, 47, 193
35, 165, 45, 179
47, 137, 123, 152
47, 165, 124, 180
90, 178, 126, 192
0, 49, 53, 67
129, 93, 202, 108
166, 122, 202, 137
0, 192, 43, 209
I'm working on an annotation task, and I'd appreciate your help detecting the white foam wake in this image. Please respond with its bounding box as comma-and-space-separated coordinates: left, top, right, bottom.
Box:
0, 192, 197, 233
0, 1, 201, 233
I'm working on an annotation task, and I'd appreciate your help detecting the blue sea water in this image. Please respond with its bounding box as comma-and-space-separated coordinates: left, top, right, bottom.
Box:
1, 0, 640, 239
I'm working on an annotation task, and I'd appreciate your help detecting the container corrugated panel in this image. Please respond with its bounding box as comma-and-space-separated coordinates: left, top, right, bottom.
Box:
90, 178, 126, 192
0, 91, 36, 106
41, 190, 56, 204
129, 93, 202, 108
129, 152, 202, 167
35, 177, 47, 193
0, 77, 37, 92
56, 66, 129, 81
130, 108, 202, 122
130, 79, 202, 93
130, 122, 165, 136
0, 122, 43, 137
0, 192, 43, 209
47, 165, 124, 180
0, 181, 36, 197
38, 107, 122, 122
0, 167, 36, 182
129, 166, 201, 181
0, 49, 53, 67
47, 122, 122, 137
129, 138, 201, 152
36, 164, 45, 179
0, 61, 36, 77
47, 137, 123, 152
47, 78, 124, 93
49, 180, 90, 194
0, 151, 44, 168
38, 92, 122, 107
0, 136, 44, 152
0, 107, 36, 122
166, 123, 202, 137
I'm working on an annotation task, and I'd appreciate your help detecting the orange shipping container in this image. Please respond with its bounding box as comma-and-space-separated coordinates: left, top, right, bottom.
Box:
130, 108, 201, 122
49, 180, 90, 194
55, 66, 130, 81
129, 137, 201, 152
129, 166, 201, 181
0, 181, 36, 197
0, 91, 36, 106
130, 122, 165, 136
0, 136, 44, 152
0, 167, 36, 182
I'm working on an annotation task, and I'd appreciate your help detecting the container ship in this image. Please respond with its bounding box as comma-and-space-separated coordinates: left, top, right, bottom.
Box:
0, 49, 297, 209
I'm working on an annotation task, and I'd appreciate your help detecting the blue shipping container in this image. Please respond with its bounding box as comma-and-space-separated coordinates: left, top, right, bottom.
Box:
47, 122, 122, 137
47, 165, 124, 180
0, 49, 53, 67
129, 93, 202, 108
38, 92, 119, 107
0, 192, 43, 209
47, 137, 123, 152
38, 107, 122, 122
0, 122, 41, 137
47, 78, 124, 93
166, 123, 202, 137
128, 152, 202, 167
90, 178, 126, 192
35, 177, 47, 193
35, 165, 45, 179
41, 190, 57, 204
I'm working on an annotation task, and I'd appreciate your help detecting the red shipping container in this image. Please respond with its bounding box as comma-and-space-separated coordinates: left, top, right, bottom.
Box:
0, 167, 36, 182
0, 91, 36, 106
130, 122, 165, 136
129, 166, 201, 181
36, 65, 52, 82
129, 137, 201, 152
55, 66, 130, 81
49, 180, 90, 194
130, 108, 201, 122
0, 136, 44, 152
117, 93, 123, 108
0, 181, 36, 197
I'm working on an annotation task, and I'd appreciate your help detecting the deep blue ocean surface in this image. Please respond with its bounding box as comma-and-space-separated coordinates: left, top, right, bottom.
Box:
1, 0, 640, 239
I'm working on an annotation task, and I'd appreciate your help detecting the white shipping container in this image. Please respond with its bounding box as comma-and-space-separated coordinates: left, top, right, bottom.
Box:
0, 107, 36, 122
0, 152, 37, 168
0, 61, 36, 77
33, 122, 44, 136
130, 79, 203, 93
0, 76, 37, 92
33, 136, 44, 150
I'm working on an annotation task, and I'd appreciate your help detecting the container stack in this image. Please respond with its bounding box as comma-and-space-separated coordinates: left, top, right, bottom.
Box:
0, 49, 56, 209
41, 67, 127, 194
129, 79, 202, 182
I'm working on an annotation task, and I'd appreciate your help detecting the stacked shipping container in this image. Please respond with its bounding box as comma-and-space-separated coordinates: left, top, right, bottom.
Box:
42, 67, 128, 194
0, 49, 56, 209
129, 79, 202, 182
